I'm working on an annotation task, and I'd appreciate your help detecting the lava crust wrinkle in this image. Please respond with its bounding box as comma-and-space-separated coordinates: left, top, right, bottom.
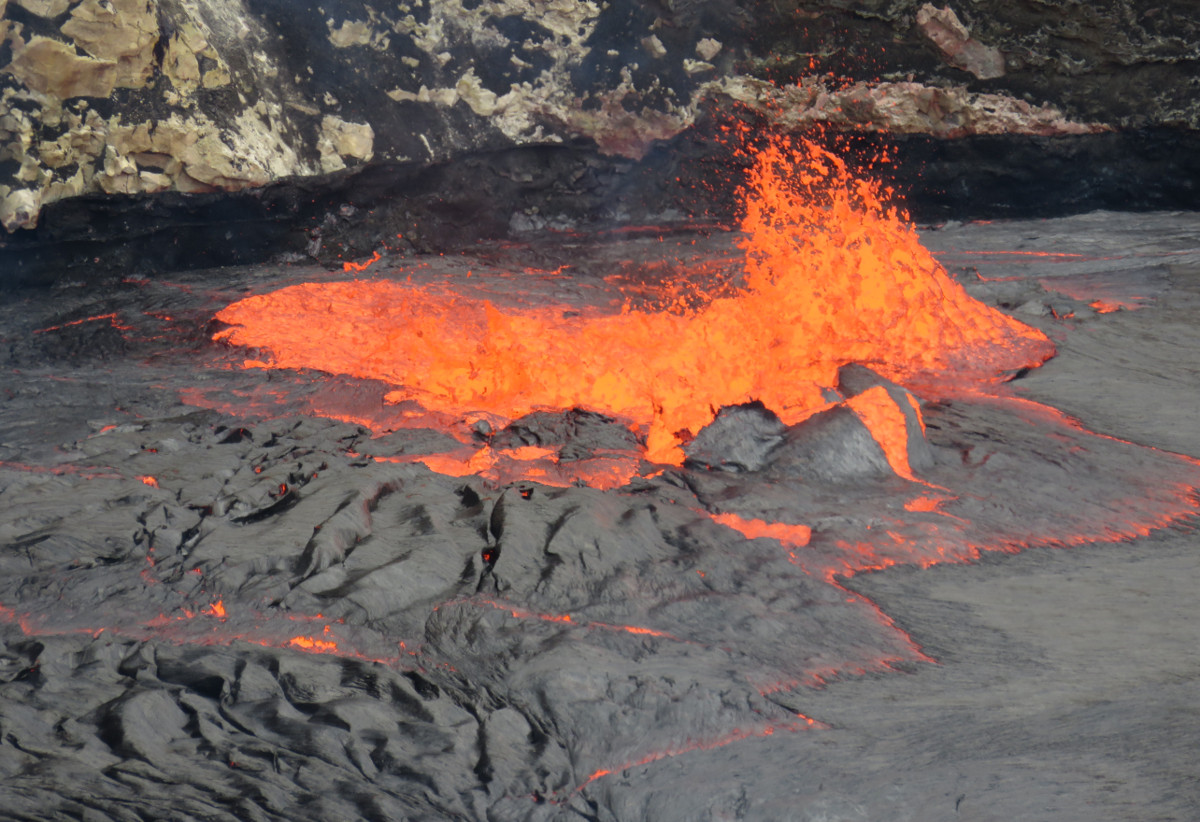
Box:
2, 166, 1200, 819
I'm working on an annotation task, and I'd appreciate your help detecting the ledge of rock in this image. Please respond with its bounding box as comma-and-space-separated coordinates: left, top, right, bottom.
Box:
1, 0, 1198, 283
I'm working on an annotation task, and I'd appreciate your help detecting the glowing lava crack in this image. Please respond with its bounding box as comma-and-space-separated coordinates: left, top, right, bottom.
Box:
213, 138, 1053, 464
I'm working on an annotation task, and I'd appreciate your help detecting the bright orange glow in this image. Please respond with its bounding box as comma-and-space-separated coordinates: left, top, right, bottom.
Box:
1090, 299, 1134, 314
468, 598, 679, 640
342, 250, 381, 273
137, 475, 159, 488
473, 598, 574, 624
605, 624, 673, 638
904, 494, 947, 513
577, 713, 819, 791
373, 445, 639, 490
1038, 277, 1148, 314
0, 599, 413, 669
33, 312, 132, 334
845, 386, 918, 480
411, 447, 503, 477
287, 635, 339, 653
213, 137, 1052, 466
711, 511, 811, 562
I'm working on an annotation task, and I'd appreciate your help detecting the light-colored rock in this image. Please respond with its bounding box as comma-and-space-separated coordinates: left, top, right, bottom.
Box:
318, 115, 375, 173
15, 153, 45, 184
0, 0, 1186, 240
60, 107, 108, 161
164, 34, 202, 96
544, 87, 693, 159
0, 104, 35, 162
456, 70, 499, 117
41, 166, 86, 202
99, 144, 139, 194
201, 66, 231, 89
138, 170, 173, 192
132, 152, 181, 176
916, 4, 1005, 80
177, 20, 210, 55
711, 75, 1104, 138
328, 19, 373, 48
0, 187, 41, 231
60, 0, 160, 90
12, 0, 70, 17
80, 107, 315, 196
696, 38, 722, 62
642, 35, 666, 60
387, 85, 459, 106
3, 35, 118, 99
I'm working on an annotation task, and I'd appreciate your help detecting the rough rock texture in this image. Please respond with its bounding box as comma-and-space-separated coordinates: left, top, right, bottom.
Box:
1, 214, 1200, 819
1, 0, 1199, 282
916, 3, 1005, 80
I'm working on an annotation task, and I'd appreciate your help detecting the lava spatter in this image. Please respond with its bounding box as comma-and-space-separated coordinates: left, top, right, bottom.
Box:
212, 137, 1053, 465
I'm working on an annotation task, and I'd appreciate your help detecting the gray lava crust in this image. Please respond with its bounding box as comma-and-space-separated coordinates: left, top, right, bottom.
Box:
1, 212, 1199, 820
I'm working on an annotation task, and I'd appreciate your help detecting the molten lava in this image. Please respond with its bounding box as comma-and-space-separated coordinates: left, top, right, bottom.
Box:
844, 385, 923, 481
213, 138, 1052, 464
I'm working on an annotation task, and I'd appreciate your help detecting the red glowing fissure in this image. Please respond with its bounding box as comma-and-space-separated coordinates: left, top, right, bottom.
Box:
574, 712, 822, 793
0, 596, 418, 669
33, 312, 133, 335
464, 598, 680, 641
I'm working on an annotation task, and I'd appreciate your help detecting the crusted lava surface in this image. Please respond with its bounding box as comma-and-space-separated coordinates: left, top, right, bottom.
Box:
2, 214, 1200, 820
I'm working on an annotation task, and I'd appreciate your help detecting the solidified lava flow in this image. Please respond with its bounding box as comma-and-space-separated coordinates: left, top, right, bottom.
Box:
9, 198, 1200, 818
213, 137, 1053, 463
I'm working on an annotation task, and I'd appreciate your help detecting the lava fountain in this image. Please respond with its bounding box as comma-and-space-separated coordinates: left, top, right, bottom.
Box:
212, 138, 1054, 463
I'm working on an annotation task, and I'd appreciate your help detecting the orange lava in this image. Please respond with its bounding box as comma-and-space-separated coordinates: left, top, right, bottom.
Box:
369, 444, 640, 490
214, 137, 1052, 465
1037, 277, 1149, 314
287, 635, 339, 653
1090, 299, 1139, 313
576, 713, 820, 792
845, 386, 919, 481
711, 512, 812, 556
33, 312, 132, 334
343, 250, 381, 273
468, 598, 680, 640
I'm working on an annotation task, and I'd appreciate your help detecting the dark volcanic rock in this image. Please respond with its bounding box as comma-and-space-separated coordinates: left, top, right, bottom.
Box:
685, 368, 933, 479
2, 215, 1200, 821
492, 408, 642, 461
836, 363, 933, 472
2, 0, 1199, 283
684, 401, 787, 473
768, 403, 895, 481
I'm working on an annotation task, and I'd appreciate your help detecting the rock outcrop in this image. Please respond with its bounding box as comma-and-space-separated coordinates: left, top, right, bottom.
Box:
1, 0, 1198, 281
